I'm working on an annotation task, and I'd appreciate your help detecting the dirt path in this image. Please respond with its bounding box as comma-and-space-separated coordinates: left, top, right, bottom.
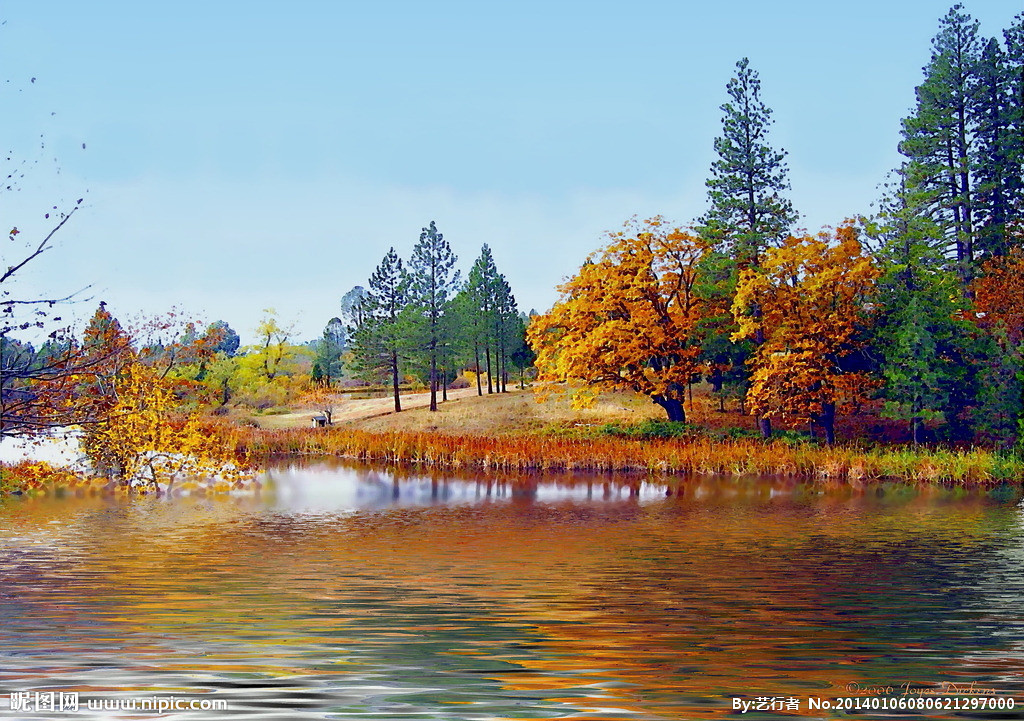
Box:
259, 387, 481, 429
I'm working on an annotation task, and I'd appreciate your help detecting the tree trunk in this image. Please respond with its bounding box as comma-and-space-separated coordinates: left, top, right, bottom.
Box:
429, 345, 438, 412
391, 350, 402, 412
652, 395, 686, 423
821, 402, 836, 445
758, 416, 772, 439
441, 359, 448, 402
911, 416, 923, 445
474, 346, 482, 396
485, 345, 493, 394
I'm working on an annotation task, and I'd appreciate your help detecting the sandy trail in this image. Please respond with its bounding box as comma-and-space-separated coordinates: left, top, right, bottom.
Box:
264, 387, 481, 428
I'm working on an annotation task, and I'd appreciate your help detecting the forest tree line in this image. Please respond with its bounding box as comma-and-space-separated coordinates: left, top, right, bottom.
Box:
312, 220, 533, 414
529, 5, 1024, 447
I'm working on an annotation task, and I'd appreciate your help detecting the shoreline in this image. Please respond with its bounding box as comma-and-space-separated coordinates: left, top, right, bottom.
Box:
4, 414, 1023, 497
225, 426, 1024, 488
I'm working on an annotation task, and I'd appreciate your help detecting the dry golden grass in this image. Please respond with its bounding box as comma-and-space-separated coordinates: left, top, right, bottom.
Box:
203, 383, 1024, 487
217, 421, 1023, 487
339, 386, 667, 436
246, 381, 910, 441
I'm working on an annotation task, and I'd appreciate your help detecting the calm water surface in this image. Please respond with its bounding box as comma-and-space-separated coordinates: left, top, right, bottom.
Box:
2, 462, 1024, 719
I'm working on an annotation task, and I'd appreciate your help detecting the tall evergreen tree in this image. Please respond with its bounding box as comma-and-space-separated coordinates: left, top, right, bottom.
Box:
407, 221, 459, 412
467, 245, 499, 394
1002, 13, 1024, 238
449, 285, 483, 394
899, 4, 981, 284
699, 57, 797, 269
972, 36, 1015, 258
508, 311, 536, 390
865, 182, 976, 443
492, 274, 518, 393
700, 57, 796, 438
350, 248, 408, 412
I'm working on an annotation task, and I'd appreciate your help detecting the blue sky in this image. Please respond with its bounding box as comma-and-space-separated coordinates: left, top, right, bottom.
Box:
2, 1, 1020, 344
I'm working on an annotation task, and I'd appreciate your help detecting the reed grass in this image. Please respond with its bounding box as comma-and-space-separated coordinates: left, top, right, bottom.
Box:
219, 425, 1024, 487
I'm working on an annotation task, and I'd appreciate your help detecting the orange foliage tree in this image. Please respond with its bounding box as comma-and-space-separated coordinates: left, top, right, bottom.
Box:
527, 218, 711, 422
732, 223, 879, 444
973, 247, 1024, 344
971, 246, 1024, 445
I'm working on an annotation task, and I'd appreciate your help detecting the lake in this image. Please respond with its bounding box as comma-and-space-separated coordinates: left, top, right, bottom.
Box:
2, 461, 1024, 719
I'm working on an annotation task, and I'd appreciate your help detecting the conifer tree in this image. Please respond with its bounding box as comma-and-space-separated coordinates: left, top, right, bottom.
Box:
467, 245, 499, 394
1000, 13, 1024, 243
350, 248, 408, 411
899, 4, 982, 284
972, 37, 1014, 258
700, 58, 796, 437
700, 57, 797, 269
492, 274, 518, 393
311, 317, 346, 387
865, 182, 976, 443
407, 221, 459, 412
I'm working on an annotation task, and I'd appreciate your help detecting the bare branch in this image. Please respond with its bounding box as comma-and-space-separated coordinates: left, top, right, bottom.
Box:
0, 203, 79, 285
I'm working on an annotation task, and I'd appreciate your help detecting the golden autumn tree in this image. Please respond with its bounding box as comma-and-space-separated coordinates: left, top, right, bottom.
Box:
79, 361, 248, 491
67, 305, 248, 490
527, 217, 710, 422
732, 223, 879, 444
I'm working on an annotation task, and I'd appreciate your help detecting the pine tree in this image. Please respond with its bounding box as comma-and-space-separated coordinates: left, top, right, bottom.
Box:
508, 312, 536, 390
492, 274, 518, 393
700, 57, 797, 269
350, 248, 408, 412
865, 182, 976, 443
700, 58, 796, 438
899, 4, 981, 285
407, 221, 459, 412
972, 36, 1015, 258
1002, 13, 1024, 241
467, 245, 499, 394
449, 285, 482, 393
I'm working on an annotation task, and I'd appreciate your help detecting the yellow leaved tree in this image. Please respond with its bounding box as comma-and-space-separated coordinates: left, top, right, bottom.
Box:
80, 361, 249, 491
527, 217, 710, 423
69, 305, 250, 491
732, 223, 879, 444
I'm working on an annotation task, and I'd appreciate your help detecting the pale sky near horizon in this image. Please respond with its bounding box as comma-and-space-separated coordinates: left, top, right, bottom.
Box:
2, 1, 1020, 345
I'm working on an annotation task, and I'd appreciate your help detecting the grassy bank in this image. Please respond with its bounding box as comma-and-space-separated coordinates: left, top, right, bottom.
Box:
222, 424, 1023, 486
5, 387, 1021, 495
